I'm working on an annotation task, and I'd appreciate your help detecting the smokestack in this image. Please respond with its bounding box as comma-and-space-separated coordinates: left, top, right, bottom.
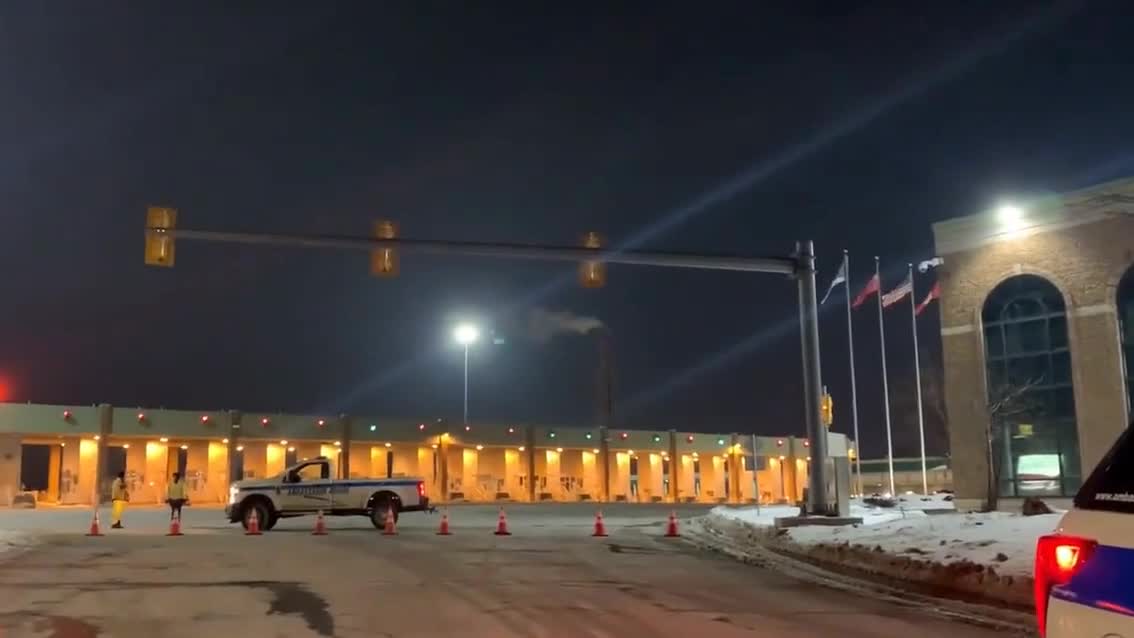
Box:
528, 308, 604, 343
596, 327, 614, 427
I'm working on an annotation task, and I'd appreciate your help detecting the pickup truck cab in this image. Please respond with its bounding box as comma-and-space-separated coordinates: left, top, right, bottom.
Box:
226, 456, 429, 531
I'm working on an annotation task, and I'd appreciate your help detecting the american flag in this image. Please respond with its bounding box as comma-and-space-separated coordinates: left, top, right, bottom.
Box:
881, 274, 913, 308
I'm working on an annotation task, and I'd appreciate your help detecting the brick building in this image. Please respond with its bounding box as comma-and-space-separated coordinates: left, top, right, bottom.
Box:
933, 177, 1134, 509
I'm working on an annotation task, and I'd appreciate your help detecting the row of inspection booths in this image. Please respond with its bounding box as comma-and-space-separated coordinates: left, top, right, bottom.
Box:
0, 402, 856, 507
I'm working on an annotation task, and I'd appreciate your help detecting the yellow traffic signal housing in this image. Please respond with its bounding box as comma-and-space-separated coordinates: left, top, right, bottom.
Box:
371, 220, 399, 277
820, 392, 834, 427
144, 206, 177, 267
578, 231, 605, 288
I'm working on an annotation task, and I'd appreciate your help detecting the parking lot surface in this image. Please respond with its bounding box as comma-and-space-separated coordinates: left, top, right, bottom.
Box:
0, 504, 1009, 637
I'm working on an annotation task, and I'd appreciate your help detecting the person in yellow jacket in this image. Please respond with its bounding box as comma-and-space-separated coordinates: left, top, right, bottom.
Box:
166, 472, 189, 521
110, 471, 129, 529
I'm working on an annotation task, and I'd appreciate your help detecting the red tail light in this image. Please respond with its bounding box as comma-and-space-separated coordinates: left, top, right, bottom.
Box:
417, 481, 426, 499
1034, 534, 1097, 636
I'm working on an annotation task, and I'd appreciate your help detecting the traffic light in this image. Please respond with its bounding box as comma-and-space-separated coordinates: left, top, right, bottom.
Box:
144, 206, 177, 267
578, 231, 605, 288
820, 392, 834, 427
371, 220, 398, 277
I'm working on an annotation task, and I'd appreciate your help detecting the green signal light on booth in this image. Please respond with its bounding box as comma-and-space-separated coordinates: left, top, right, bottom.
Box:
369, 424, 377, 432
716, 438, 725, 446
548, 431, 557, 439
652, 434, 661, 442
585, 432, 592, 440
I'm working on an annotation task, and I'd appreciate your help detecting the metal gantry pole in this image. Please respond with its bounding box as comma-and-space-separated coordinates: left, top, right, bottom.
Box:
843, 251, 863, 496
796, 240, 830, 515
167, 229, 798, 275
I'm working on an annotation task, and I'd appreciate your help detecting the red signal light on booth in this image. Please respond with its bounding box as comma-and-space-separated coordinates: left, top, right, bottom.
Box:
620, 432, 629, 440
137, 412, 146, 422
464, 425, 471, 432
686, 435, 694, 443
507, 427, 515, 434
316, 419, 326, 428
200, 415, 210, 424
418, 423, 426, 431
804, 440, 810, 447
63, 410, 72, 420
776, 439, 784, 447
261, 417, 270, 427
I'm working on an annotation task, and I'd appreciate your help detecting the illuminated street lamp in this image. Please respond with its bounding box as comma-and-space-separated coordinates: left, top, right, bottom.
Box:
453, 323, 480, 427
996, 203, 1026, 234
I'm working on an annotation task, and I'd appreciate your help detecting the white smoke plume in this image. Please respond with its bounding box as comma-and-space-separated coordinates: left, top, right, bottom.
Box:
528, 308, 604, 343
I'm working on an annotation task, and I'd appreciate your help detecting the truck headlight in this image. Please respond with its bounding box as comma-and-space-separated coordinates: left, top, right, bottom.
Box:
228, 485, 239, 505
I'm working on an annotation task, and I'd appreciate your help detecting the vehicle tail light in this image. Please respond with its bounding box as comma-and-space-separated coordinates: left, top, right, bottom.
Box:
417, 481, 426, 500
1034, 534, 1097, 636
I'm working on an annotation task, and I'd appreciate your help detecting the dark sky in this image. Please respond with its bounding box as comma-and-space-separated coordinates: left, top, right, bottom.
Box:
1, 1, 1128, 458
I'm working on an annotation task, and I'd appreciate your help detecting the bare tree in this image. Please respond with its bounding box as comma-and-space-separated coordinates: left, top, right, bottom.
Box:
889, 345, 949, 457
983, 377, 1043, 511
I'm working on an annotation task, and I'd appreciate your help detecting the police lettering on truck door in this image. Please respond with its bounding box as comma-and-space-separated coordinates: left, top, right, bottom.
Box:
279, 462, 336, 511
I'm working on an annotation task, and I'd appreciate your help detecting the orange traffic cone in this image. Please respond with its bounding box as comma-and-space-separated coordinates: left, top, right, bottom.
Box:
244, 509, 262, 536
312, 510, 328, 536
664, 510, 680, 538
493, 507, 511, 536
86, 510, 103, 537
381, 505, 397, 536
167, 513, 183, 537
436, 509, 452, 536
592, 510, 608, 537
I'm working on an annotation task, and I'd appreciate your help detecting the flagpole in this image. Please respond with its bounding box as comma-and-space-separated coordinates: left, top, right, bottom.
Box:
908, 263, 929, 496
843, 250, 863, 496
875, 257, 896, 496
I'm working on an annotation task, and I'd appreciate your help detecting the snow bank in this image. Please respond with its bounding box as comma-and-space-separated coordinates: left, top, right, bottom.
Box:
705, 504, 1061, 608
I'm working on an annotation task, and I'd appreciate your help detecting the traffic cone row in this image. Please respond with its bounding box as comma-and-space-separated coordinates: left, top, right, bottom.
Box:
381, 505, 397, 536
167, 513, 183, 537
82, 505, 685, 538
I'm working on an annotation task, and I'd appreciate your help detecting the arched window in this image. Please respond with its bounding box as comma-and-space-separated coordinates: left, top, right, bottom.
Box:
1119, 266, 1134, 417
982, 275, 1080, 497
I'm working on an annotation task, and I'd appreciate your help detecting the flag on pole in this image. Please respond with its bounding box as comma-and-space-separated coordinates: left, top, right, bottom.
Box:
851, 274, 880, 308
915, 281, 942, 316
820, 260, 847, 304
917, 257, 944, 273
881, 273, 912, 308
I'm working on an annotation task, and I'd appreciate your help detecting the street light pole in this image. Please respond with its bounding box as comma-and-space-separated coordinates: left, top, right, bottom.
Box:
453, 323, 480, 427
463, 343, 470, 426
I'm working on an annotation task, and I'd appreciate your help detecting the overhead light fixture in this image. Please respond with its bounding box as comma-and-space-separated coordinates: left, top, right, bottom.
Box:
159, 437, 168, 443
475, 445, 484, 451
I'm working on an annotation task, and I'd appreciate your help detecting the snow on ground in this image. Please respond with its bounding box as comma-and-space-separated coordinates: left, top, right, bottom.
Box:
715, 503, 928, 528
712, 505, 1060, 577
889, 492, 957, 512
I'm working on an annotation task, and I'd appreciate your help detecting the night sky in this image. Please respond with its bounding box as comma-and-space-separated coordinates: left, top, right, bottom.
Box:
2, 2, 1129, 458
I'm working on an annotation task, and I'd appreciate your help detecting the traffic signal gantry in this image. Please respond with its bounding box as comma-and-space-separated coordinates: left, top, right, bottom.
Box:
142, 207, 839, 515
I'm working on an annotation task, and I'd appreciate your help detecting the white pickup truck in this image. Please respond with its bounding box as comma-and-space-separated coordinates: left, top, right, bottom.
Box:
225, 456, 430, 531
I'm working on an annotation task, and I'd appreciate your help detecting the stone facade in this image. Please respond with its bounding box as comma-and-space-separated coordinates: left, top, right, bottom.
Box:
933, 177, 1134, 509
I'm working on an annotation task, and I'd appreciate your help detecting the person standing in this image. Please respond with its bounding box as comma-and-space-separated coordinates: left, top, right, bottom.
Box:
166, 472, 189, 521
110, 471, 129, 529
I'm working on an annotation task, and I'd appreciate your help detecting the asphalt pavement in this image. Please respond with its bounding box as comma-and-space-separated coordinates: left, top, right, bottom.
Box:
0, 504, 1014, 637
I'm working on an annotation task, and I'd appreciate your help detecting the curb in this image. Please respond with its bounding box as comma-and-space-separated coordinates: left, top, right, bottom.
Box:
686, 515, 1037, 635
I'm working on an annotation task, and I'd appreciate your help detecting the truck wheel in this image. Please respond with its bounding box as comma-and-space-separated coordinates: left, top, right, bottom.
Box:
241, 502, 270, 531
370, 500, 399, 529
266, 514, 280, 531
